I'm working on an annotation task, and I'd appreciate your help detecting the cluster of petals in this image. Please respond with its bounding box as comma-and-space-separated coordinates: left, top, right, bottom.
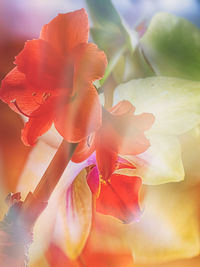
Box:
71, 100, 154, 222
0, 8, 154, 223
0, 9, 107, 145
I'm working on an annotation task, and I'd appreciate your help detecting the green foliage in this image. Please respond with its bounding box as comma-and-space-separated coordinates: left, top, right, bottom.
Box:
141, 13, 200, 80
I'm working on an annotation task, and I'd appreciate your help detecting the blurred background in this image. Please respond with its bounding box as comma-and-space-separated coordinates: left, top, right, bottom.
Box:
0, 0, 200, 80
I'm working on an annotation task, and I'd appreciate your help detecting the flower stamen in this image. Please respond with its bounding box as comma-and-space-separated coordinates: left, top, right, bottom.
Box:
43, 92, 51, 101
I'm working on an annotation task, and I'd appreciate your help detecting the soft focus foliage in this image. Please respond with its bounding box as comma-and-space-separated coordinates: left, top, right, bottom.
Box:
141, 13, 200, 80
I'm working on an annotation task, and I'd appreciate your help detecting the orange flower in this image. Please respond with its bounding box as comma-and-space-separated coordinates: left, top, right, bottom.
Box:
0, 9, 107, 145
71, 100, 154, 222
72, 100, 154, 181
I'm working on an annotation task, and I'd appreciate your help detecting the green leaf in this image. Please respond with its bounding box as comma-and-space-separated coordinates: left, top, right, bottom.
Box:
87, 0, 127, 34
86, 0, 139, 84
86, 0, 137, 53
141, 13, 200, 80
91, 27, 125, 57
100, 46, 126, 85
114, 77, 200, 135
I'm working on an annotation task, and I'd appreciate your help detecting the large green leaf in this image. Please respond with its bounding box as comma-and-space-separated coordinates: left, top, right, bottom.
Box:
86, 0, 138, 84
141, 13, 200, 80
86, 0, 135, 51
114, 77, 200, 135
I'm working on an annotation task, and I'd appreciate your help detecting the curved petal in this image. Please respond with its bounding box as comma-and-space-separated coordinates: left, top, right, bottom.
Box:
87, 166, 100, 196
22, 102, 54, 146
114, 77, 200, 135
45, 243, 77, 267
15, 39, 64, 89
73, 43, 107, 91
116, 135, 184, 185
40, 9, 89, 56
72, 134, 95, 163
129, 113, 155, 132
0, 68, 45, 115
63, 169, 92, 259
105, 101, 154, 156
110, 100, 135, 116
54, 85, 101, 143
96, 174, 141, 223
96, 141, 118, 181
118, 131, 151, 155
46, 242, 134, 267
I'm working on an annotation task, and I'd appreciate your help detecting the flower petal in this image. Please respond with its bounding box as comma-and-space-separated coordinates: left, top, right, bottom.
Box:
40, 9, 89, 56
0, 67, 45, 115
116, 134, 184, 185
73, 42, 107, 90
129, 113, 155, 132
96, 174, 141, 223
92, 183, 200, 264
45, 243, 77, 267
96, 142, 118, 181
45, 242, 134, 267
118, 131, 151, 156
15, 39, 64, 89
87, 166, 100, 196
54, 85, 101, 143
71, 134, 95, 163
22, 103, 54, 146
110, 100, 135, 116
107, 101, 154, 155
63, 169, 92, 259
114, 77, 200, 135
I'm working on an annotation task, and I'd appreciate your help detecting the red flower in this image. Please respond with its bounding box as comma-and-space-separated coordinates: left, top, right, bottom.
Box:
72, 100, 154, 222
86, 158, 142, 223
0, 9, 107, 145
72, 100, 154, 181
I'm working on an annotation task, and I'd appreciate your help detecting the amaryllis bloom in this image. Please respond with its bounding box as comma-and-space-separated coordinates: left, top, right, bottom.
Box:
0, 9, 107, 145
86, 155, 142, 223
72, 100, 154, 181
70, 100, 154, 222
